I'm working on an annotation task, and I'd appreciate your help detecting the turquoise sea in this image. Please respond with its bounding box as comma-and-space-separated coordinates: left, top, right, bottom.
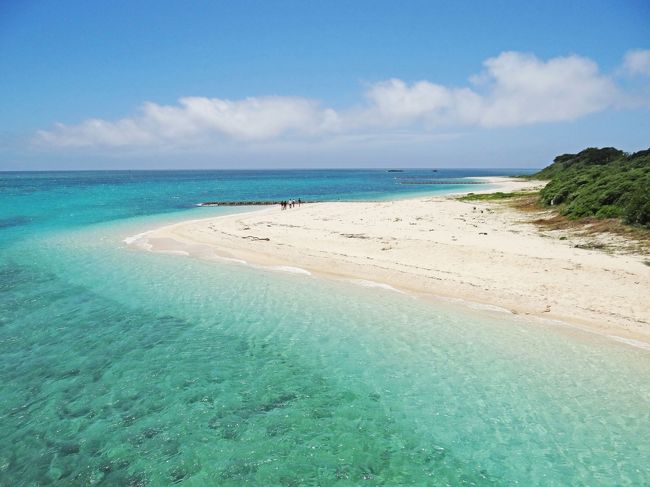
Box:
1, 169, 649, 486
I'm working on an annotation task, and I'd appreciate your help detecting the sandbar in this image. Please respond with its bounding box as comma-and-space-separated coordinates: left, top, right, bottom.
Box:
127, 177, 650, 346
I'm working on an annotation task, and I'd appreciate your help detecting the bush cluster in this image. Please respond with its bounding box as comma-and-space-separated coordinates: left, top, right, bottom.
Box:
534, 147, 650, 227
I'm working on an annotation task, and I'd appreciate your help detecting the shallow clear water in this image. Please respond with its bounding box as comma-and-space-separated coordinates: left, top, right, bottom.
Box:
1, 170, 648, 486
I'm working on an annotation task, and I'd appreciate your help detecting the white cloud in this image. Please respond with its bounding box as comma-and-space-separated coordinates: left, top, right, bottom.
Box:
361, 79, 482, 126
37, 96, 339, 147
36, 51, 638, 150
622, 49, 650, 76
478, 51, 618, 126
360, 52, 618, 128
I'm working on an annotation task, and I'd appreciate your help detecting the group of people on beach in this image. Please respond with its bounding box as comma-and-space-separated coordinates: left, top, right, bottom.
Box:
280, 198, 301, 210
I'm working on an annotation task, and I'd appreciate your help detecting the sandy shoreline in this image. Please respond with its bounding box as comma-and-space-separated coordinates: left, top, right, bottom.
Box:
127, 177, 650, 346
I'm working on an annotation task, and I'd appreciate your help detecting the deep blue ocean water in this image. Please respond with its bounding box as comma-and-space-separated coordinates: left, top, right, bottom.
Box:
1, 169, 649, 486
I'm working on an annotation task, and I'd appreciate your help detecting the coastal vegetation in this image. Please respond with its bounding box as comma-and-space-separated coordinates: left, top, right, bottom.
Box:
459, 191, 533, 201
534, 147, 650, 227
462, 147, 649, 230
457, 148, 650, 252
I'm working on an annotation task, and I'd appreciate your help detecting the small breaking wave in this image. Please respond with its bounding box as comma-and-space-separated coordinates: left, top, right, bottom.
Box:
441, 296, 513, 314
123, 231, 153, 251
607, 335, 650, 351
267, 266, 312, 275
214, 256, 248, 265
158, 250, 190, 256
350, 279, 405, 293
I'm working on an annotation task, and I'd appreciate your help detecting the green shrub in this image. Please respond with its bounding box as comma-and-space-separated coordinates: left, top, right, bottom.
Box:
623, 187, 650, 226
535, 147, 650, 228
595, 205, 622, 219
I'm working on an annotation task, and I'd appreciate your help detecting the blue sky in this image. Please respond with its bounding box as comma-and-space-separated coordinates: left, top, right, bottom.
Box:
1, 0, 649, 169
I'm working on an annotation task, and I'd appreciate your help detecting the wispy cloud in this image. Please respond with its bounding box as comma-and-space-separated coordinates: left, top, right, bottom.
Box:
621, 49, 650, 77
35, 50, 646, 150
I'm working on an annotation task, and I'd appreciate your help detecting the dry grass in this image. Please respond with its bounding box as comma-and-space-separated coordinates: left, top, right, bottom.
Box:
508, 194, 543, 213
484, 193, 650, 255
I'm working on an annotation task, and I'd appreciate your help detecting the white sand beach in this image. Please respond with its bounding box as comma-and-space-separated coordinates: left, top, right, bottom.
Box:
129, 178, 650, 345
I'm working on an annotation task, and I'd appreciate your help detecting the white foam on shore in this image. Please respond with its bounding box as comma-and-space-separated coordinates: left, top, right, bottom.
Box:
158, 250, 190, 256
441, 296, 513, 314
123, 231, 153, 251
465, 302, 513, 314
607, 335, 650, 351
213, 255, 248, 265
509, 314, 650, 352
350, 279, 405, 294
267, 266, 312, 275
124, 231, 151, 245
